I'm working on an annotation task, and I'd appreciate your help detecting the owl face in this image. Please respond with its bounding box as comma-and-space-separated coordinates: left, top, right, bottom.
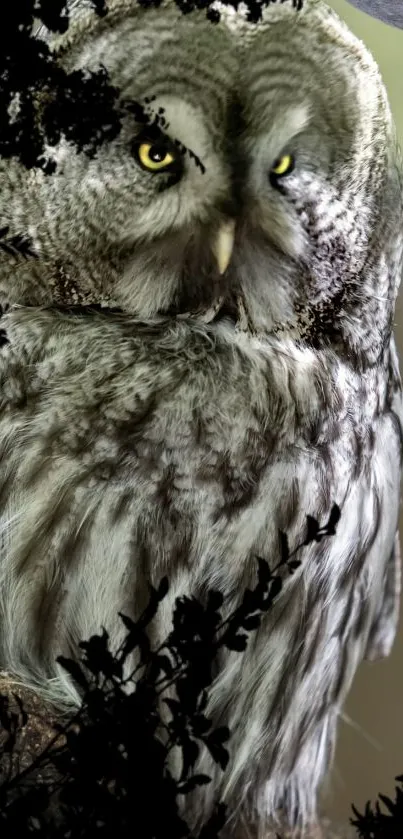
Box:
1, 0, 402, 361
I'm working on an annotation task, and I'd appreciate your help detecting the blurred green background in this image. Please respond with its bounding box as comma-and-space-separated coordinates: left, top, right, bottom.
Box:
323, 0, 403, 825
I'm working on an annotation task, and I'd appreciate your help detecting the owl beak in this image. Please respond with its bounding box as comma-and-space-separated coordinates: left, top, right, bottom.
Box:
212, 219, 236, 275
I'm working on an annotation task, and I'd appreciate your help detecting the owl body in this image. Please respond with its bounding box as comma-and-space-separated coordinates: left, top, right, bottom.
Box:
0, 0, 402, 833
0, 306, 401, 830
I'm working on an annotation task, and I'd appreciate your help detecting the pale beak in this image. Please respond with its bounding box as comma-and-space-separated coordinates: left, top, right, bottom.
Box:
212, 218, 236, 275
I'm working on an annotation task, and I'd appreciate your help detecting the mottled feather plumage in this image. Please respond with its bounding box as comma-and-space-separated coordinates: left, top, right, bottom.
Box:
0, 0, 402, 834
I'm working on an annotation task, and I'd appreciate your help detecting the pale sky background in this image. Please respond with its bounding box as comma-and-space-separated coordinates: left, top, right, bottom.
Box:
322, 0, 403, 825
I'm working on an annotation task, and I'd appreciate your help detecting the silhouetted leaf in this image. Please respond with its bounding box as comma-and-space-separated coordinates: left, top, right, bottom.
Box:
241, 614, 261, 631
256, 556, 273, 584
287, 560, 301, 573
205, 728, 230, 770
157, 576, 169, 601
279, 531, 289, 563
207, 590, 224, 611
268, 577, 282, 599
304, 515, 320, 544
223, 633, 248, 652
190, 713, 211, 737
155, 654, 174, 677
178, 774, 211, 794
181, 737, 200, 778
378, 793, 396, 815
57, 656, 89, 691
79, 629, 122, 680
326, 503, 341, 534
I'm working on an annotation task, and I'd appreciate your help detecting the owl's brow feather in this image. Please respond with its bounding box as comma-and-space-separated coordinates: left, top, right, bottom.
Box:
125, 96, 206, 174
161, 0, 304, 24
1, 1, 304, 173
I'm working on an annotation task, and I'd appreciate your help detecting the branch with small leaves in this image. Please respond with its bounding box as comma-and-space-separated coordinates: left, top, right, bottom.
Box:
351, 775, 403, 838
0, 505, 339, 838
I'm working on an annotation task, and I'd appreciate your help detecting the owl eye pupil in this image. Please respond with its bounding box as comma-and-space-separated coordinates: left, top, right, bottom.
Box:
269, 153, 294, 186
149, 147, 165, 162
134, 138, 177, 173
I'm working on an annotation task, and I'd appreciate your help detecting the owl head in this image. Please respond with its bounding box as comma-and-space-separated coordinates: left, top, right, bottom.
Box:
1, 0, 402, 364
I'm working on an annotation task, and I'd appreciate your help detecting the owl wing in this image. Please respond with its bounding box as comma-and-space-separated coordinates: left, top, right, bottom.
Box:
364, 530, 401, 660
364, 337, 403, 661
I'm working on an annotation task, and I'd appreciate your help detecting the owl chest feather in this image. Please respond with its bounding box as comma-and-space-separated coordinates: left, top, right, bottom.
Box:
0, 309, 399, 629
0, 307, 400, 826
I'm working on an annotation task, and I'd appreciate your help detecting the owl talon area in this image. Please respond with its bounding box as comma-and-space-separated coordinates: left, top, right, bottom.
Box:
176, 296, 225, 324
178, 293, 254, 333
234, 294, 251, 333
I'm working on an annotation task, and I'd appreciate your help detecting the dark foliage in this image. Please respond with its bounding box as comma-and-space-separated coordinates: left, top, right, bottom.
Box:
351, 777, 403, 838
0, 508, 339, 837
0, 1, 303, 175
1, 1, 123, 173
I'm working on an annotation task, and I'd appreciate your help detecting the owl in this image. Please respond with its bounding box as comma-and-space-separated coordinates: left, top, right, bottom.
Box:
0, 0, 402, 834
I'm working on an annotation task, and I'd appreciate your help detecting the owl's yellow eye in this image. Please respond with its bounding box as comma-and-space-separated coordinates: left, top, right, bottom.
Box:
137, 142, 175, 171
270, 153, 294, 178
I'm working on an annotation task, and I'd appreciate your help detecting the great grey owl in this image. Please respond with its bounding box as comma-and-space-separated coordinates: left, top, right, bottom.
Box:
0, 0, 402, 834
